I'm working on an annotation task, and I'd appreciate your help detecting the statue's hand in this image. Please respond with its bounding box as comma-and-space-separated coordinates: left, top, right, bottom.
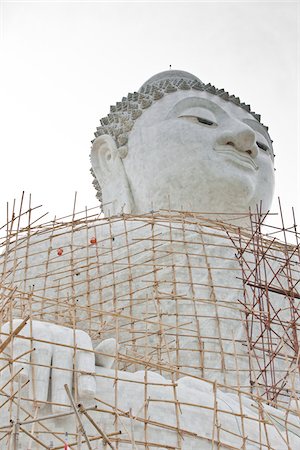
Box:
94, 338, 117, 368
0, 319, 96, 413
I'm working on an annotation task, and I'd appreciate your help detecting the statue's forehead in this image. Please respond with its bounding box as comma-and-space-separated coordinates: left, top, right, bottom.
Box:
135, 90, 258, 125
130, 89, 272, 149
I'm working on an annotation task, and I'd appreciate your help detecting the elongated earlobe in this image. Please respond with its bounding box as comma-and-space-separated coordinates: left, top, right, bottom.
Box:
90, 135, 134, 216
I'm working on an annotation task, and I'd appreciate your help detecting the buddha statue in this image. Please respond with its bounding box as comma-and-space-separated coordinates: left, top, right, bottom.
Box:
90, 70, 274, 221
0, 70, 298, 449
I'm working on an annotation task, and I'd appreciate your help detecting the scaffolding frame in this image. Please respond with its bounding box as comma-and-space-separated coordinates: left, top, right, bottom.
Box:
0, 194, 299, 449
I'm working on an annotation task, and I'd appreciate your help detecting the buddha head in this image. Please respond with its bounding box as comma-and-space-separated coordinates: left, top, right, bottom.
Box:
90, 70, 275, 223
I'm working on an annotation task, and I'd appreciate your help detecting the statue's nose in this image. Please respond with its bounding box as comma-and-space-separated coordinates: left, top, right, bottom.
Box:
216, 124, 258, 158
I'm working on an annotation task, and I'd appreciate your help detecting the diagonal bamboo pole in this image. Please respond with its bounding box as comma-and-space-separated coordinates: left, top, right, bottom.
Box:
63, 384, 92, 450
78, 404, 115, 450
0, 316, 29, 353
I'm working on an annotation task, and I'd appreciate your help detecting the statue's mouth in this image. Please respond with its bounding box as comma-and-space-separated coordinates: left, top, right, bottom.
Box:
214, 145, 258, 171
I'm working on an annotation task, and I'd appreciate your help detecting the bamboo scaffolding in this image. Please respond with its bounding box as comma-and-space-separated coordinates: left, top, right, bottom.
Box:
0, 195, 299, 448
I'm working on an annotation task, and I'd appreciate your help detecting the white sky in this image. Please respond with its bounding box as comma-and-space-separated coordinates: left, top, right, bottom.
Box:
0, 1, 299, 233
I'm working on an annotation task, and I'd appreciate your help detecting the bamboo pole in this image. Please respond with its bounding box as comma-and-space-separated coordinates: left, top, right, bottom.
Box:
78, 404, 115, 450
63, 384, 92, 450
0, 316, 29, 353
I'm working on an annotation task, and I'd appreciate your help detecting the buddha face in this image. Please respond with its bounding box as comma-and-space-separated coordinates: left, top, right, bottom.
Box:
92, 89, 275, 222
123, 90, 275, 219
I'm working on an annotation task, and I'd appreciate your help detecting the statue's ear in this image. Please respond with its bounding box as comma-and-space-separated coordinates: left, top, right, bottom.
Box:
90, 135, 134, 216
90, 135, 116, 185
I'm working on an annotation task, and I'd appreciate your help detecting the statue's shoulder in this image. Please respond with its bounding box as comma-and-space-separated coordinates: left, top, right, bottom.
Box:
0, 216, 147, 277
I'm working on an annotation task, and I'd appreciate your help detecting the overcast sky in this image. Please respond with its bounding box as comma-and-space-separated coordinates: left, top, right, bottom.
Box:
0, 1, 298, 233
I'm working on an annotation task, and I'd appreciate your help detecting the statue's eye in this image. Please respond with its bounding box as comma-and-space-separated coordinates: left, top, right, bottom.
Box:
180, 115, 217, 127
196, 117, 215, 126
256, 141, 269, 152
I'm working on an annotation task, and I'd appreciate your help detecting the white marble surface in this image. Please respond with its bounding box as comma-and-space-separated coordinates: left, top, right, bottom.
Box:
0, 71, 296, 449
1, 216, 299, 448
91, 76, 274, 221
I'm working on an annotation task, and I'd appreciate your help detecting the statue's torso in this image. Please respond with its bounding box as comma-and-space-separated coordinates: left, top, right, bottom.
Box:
1, 213, 298, 398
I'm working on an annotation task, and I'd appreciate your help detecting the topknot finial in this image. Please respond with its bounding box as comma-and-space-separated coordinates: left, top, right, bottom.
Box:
139, 70, 201, 92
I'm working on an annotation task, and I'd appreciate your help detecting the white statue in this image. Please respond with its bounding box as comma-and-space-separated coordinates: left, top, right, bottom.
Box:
1, 71, 299, 449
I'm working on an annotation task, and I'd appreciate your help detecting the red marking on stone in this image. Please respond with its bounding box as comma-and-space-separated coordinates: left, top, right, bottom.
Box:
90, 237, 97, 245
57, 248, 63, 256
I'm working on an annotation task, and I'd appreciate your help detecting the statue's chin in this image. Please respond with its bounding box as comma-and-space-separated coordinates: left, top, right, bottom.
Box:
135, 171, 261, 220
122, 159, 273, 227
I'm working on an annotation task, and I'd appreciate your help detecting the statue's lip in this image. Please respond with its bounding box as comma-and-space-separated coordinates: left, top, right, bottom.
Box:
214, 145, 258, 170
